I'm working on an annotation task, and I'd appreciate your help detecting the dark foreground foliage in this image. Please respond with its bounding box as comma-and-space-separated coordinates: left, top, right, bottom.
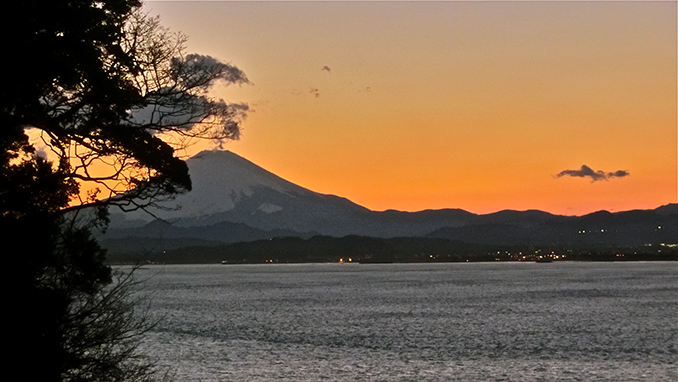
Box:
2, 0, 246, 380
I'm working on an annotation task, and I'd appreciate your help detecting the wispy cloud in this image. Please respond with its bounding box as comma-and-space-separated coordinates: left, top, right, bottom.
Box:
556, 165, 629, 182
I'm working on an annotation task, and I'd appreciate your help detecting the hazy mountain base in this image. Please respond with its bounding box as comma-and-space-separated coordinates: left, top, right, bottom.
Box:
102, 204, 678, 262
101, 205, 677, 254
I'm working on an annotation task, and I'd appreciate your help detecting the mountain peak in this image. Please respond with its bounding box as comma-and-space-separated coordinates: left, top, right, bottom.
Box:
107, 149, 315, 224
190, 149, 255, 168
192, 149, 237, 158
170, 150, 311, 217
187, 150, 302, 189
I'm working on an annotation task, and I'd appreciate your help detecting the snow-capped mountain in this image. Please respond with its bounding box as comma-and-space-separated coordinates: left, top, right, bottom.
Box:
109, 150, 375, 235
105, 150, 677, 249
108, 150, 480, 238
154, 150, 336, 219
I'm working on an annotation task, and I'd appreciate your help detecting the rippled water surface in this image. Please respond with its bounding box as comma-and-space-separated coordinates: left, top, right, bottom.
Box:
135, 262, 677, 381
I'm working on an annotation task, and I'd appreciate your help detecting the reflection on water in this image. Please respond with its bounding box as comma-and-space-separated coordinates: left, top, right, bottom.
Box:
135, 262, 677, 381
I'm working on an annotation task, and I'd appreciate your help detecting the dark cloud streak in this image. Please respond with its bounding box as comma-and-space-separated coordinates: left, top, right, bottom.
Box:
556, 165, 629, 182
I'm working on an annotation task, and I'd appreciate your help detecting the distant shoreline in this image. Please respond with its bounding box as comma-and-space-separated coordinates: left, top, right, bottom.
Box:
110, 255, 678, 266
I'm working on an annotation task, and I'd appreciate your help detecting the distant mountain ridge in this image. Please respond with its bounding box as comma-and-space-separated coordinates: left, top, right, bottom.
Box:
102, 150, 677, 255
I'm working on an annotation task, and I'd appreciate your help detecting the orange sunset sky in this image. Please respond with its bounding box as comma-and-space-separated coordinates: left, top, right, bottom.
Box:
144, 0, 676, 216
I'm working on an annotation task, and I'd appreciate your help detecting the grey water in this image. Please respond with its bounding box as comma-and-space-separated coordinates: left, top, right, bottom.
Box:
135, 262, 677, 381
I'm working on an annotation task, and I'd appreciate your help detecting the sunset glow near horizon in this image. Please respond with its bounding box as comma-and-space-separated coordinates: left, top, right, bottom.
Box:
145, 1, 676, 216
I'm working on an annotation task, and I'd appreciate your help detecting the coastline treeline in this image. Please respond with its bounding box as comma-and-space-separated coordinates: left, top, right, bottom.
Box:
108, 235, 678, 264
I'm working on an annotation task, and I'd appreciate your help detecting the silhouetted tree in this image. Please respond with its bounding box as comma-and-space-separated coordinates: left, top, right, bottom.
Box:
2, 0, 247, 380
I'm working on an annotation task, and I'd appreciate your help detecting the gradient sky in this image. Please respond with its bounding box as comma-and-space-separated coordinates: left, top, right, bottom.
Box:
144, 1, 676, 216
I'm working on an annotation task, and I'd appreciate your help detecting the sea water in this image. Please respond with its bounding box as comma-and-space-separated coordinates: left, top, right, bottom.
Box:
135, 262, 677, 381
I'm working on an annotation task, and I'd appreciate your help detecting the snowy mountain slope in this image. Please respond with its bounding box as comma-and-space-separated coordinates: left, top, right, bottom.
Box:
159, 150, 321, 218
105, 150, 677, 242
107, 150, 477, 237
108, 150, 373, 234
